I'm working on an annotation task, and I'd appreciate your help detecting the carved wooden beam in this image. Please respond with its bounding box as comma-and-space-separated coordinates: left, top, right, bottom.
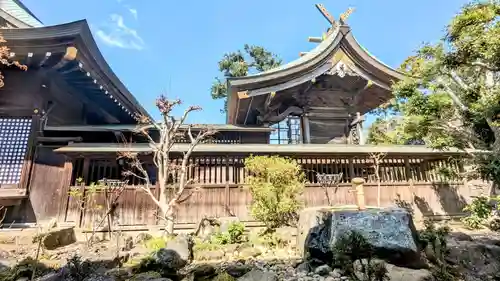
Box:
52, 46, 78, 71
258, 105, 304, 124
308, 37, 323, 43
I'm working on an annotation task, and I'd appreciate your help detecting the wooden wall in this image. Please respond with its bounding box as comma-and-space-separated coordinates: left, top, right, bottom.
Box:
53, 152, 482, 230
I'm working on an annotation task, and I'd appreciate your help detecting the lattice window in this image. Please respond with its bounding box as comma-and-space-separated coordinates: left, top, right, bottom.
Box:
0, 117, 32, 185
270, 116, 302, 144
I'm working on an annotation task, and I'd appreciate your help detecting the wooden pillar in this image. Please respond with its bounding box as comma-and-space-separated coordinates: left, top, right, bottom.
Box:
356, 112, 365, 145
224, 154, 231, 215
404, 156, 411, 181
302, 114, 311, 144
351, 177, 366, 210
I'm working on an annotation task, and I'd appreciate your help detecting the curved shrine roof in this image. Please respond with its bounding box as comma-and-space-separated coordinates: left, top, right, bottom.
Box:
2, 20, 151, 123
227, 24, 406, 124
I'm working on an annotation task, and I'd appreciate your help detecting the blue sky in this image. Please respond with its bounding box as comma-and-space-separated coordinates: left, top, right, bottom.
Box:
24, 0, 470, 125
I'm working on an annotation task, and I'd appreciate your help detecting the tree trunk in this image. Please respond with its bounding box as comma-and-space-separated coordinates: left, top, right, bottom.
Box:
164, 208, 175, 235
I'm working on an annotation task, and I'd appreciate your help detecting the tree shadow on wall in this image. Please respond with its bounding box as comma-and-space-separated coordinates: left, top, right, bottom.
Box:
431, 183, 468, 216
394, 193, 435, 219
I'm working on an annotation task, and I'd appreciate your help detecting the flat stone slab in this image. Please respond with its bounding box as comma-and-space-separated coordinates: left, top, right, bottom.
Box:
329, 208, 418, 254
299, 206, 424, 268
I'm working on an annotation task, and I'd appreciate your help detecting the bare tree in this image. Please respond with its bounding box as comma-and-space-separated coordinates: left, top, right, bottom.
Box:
121, 96, 216, 234
369, 152, 386, 207
0, 32, 27, 88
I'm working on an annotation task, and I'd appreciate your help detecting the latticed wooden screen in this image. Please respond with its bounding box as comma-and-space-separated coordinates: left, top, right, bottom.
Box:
0, 117, 32, 185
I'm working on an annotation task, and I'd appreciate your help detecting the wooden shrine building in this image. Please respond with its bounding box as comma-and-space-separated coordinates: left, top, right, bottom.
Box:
0, 4, 486, 229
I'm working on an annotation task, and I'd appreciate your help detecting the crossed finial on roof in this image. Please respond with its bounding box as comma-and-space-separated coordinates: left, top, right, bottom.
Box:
300, 4, 355, 57
315, 4, 355, 33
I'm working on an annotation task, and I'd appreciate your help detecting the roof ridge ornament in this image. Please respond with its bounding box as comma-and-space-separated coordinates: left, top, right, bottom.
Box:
316, 4, 354, 29
301, 4, 355, 56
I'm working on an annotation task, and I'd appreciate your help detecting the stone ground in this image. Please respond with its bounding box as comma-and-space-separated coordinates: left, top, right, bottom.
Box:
0, 223, 499, 281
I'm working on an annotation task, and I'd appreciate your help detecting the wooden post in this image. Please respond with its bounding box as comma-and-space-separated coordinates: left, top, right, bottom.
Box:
225, 154, 230, 215
404, 156, 411, 181
356, 112, 365, 145
302, 114, 311, 144
351, 177, 366, 210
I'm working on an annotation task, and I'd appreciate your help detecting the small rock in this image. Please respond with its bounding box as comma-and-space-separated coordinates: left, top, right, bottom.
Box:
239, 247, 262, 259
238, 269, 277, 281
225, 264, 251, 277
384, 263, 433, 281
314, 264, 332, 276
153, 248, 186, 270
295, 262, 310, 273
105, 267, 132, 279
329, 269, 342, 278
130, 272, 170, 281
194, 250, 225, 261
191, 264, 216, 280
213, 272, 236, 281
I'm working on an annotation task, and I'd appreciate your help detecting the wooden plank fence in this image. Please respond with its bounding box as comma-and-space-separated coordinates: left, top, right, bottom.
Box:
57, 153, 486, 229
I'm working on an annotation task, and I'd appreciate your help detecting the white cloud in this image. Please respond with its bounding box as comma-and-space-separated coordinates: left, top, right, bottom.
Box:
128, 7, 138, 19
95, 14, 145, 50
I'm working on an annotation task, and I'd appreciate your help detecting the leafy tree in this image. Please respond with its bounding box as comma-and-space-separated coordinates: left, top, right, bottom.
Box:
368, 0, 500, 184
244, 155, 304, 229
211, 44, 282, 112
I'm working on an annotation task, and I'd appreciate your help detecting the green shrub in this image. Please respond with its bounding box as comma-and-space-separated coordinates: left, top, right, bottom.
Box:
245, 155, 304, 229
64, 255, 98, 281
227, 221, 245, 243
417, 220, 458, 281
332, 231, 388, 281
144, 236, 168, 251
209, 221, 246, 245
210, 232, 231, 245
193, 241, 223, 252
461, 196, 496, 229
251, 231, 288, 248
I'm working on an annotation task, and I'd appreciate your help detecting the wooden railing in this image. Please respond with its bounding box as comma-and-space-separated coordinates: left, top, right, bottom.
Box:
70, 154, 464, 186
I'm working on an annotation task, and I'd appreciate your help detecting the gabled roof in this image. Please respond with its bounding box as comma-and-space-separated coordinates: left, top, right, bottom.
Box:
226, 25, 406, 124
0, 0, 43, 27
2, 20, 152, 123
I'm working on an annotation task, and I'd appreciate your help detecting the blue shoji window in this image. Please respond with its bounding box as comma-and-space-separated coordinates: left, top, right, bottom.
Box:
0, 118, 32, 185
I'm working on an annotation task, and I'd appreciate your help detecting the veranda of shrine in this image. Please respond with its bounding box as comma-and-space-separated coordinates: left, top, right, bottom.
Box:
0, 5, 488, 231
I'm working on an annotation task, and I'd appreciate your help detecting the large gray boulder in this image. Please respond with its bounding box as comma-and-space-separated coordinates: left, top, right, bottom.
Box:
165, 234, 193, 264
298, 207, 423, 268
41, 227, 77, 250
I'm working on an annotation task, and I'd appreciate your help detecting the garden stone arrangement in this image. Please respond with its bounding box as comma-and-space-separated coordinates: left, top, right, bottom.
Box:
298, 207, 424, 269
2, 208, 500, 280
